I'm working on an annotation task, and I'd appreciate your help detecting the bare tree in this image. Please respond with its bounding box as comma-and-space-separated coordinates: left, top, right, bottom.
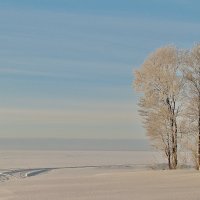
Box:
182, 44, 200, 170
134, 46, 183, 169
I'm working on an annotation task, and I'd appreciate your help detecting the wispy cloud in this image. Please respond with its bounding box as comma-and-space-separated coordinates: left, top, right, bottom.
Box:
0, 101, 139, 125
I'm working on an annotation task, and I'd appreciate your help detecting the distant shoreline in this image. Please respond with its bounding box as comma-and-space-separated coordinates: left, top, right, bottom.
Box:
0, 138, 151, 151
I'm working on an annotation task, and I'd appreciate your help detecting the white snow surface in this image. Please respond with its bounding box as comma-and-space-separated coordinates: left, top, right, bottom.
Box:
0, 150, 199, 200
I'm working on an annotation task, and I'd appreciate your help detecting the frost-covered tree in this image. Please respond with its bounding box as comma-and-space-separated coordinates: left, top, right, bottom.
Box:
182, 44, 200, 170
134, 46, 183, 169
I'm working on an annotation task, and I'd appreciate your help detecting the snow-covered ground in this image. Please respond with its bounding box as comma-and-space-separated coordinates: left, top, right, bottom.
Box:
0, 151, 199, 200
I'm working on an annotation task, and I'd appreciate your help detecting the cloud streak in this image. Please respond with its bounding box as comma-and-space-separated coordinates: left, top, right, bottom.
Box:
0, 102, 139, 125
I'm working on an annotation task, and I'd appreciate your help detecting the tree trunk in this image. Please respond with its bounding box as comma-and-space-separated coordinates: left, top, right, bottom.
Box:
172, 119, 178, 169
170, 99, 178, 169
171, 134, 177, 169
198, 95, 200, 170
166, 139, 172, 169
168, 154, 172, 169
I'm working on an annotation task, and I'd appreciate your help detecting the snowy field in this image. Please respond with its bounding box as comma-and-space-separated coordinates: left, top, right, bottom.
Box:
0, 150, 199, 200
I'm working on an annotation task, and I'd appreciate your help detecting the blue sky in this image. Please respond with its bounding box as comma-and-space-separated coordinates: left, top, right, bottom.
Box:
0, 0, 199, 139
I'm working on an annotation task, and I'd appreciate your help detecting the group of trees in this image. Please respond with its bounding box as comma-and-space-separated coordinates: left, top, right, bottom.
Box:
134, 44, 200, 170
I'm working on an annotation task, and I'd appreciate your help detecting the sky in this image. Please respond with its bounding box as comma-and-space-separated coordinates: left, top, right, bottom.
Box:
0, 0, 199, 139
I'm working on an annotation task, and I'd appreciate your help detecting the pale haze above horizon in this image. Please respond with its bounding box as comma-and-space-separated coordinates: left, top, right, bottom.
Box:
0, 0, 199, 139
